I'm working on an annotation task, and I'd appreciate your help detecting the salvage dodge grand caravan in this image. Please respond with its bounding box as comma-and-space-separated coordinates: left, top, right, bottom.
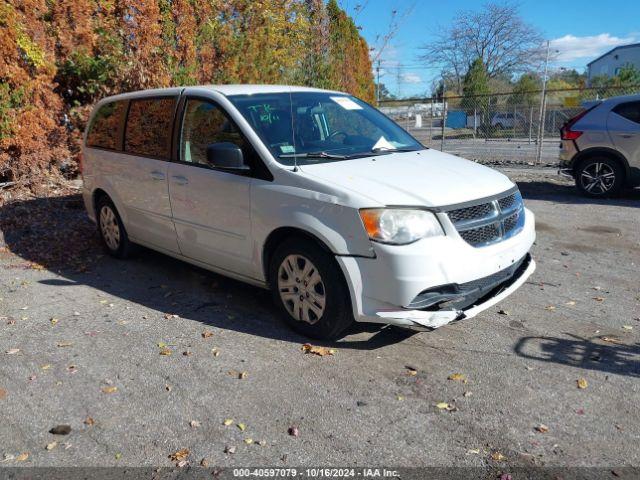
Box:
82, 85, 536, 339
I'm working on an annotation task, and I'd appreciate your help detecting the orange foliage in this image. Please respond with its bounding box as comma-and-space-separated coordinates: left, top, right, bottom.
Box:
0, 0, 375, 188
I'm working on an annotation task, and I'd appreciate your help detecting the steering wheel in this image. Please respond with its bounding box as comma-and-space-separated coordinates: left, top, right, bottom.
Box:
327, 130, 349, 141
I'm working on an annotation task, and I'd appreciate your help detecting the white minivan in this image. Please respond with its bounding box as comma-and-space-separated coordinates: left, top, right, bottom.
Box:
82, 85, 536, 339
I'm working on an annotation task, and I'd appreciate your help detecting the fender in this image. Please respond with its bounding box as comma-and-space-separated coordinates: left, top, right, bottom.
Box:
571, 147, 631, 181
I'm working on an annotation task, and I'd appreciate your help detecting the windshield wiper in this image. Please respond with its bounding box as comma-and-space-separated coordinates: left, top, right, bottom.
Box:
278, 151, 348, 160
371, 147, 422, 153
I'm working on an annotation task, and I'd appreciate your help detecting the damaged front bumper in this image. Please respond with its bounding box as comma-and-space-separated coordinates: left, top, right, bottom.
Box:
375, 255, 536, 330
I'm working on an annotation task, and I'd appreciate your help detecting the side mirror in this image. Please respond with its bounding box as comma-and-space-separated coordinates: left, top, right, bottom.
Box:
206, 142, 249, 171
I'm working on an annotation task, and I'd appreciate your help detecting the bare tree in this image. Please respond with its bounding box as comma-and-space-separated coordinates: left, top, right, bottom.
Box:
419, 2, 546, 92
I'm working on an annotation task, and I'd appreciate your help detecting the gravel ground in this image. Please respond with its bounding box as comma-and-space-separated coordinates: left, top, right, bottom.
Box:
0, 168, 639, 470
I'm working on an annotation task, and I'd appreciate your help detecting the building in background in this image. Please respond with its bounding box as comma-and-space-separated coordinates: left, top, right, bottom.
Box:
587, 43, 640, 83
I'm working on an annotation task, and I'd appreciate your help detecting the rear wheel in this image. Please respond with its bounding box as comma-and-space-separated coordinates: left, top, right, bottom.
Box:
269, 238, 354, 340
575, 157, 624, 197
96, 196, 134, 258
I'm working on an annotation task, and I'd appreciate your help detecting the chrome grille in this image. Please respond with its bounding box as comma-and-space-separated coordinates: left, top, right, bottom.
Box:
445, 190, 525, 247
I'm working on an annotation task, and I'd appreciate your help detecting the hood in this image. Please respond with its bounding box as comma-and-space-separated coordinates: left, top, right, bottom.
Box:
298, 149, 515, 207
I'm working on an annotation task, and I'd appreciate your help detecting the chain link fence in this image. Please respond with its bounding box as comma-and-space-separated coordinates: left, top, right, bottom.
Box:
380, 85, 640, 165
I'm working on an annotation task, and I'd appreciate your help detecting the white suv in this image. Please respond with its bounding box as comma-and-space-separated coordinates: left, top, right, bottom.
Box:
82, 85, 536, 339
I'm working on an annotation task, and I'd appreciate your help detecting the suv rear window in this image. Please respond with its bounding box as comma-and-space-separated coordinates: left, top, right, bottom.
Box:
613, 101, 640, 124
124, 97, 176, 159
86, 101, 127, 150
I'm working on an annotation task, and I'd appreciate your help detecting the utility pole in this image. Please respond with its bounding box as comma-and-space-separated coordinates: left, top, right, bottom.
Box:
536, 40, 551, 165
376, 60, 381, 105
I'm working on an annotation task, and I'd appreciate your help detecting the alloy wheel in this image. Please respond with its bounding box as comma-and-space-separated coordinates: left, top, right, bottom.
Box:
277, 254, 326, 325
580, 162, 616, 194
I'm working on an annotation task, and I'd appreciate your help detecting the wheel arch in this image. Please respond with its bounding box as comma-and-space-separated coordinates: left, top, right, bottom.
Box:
572, 147, 630, 184
262, 227, 334, 287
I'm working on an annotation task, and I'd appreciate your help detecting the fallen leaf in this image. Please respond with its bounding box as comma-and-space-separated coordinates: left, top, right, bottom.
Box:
258, 440, 267, 447
238, 371, 248, 379
0, 388, 6, 400
301, 343, 336, 356
467, 448, 480, 455
200, 458, 209, 467
288, 426, 299, 437
491, 451, 506, 462
545, 305, 556, 311
49, 425, 71, 435
182, 351, 192, 356
448, 373, 467, 383
45, 442, 57, 451
237, 423, 246, 431
601, 336, 624, 345
15, 452, 28, 462
50, 318, 59, 326
157, 342, 167, 348
396, 395, 404, 401
565, 301, 576, 306
593, 297, 605, 302
497, 309, 510, 315
622, 325, 633, 331
201, 330, 214, 338
159, 348, 172, 356
463, 391, 472, 397
243, 438, 253, 444
169, 448, 189, 463
535, 424, 549, 433
165, 384, 172, 392
189, 420, 200, 428
223, 418, 233, 426
211, 348, 220, 357
5, 348, 20, 355
164, 314, 180, 320
101, 386, 118, 394
177, 460, 187, 468
1, 454, 14, 462
115, 453, 122, 460
41, 364, 51, 370
577, 378, 588, 389
84, 417, 95, 426
436, 402, 451, 410
224, 446, 236, 454
57, 342, 73, 347
576, 408, 585, 415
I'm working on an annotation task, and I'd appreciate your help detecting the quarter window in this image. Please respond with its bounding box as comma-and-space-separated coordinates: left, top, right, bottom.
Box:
180, 99, 251, 167
124, 97, 176, 159
86, 101, 127, 150
613, 101, 640, 124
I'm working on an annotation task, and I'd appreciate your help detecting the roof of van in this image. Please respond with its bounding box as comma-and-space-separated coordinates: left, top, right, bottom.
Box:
100, 85, 344, 103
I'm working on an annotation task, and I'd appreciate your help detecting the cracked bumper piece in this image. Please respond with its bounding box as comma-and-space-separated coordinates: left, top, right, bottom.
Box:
375, 255, 536, 330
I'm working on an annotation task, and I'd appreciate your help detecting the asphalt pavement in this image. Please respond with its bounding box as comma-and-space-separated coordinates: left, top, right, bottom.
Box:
0, 168, 639, 469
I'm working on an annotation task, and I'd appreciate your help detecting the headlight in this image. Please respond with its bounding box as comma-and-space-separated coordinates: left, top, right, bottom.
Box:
359, 208, 444, 245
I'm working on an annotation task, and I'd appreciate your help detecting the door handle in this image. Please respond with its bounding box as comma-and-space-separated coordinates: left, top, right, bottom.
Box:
171, 175, 189, 185
150, 170, 165, 180
618, 133, 635, 138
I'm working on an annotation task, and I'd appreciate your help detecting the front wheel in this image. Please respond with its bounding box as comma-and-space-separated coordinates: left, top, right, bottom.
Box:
575, 157, 623, 197
269, 239, 354, 340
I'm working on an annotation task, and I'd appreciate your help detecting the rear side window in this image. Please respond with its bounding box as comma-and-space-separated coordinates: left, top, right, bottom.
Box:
613, 101, 640, 124
86, 101, 127, 150
124, 97, 176, 159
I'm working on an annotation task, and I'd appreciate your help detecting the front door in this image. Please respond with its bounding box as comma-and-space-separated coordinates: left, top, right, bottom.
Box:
168, 97, 253, 277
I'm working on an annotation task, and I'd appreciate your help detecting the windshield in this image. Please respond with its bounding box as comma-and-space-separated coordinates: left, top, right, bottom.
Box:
226, 91, 423, 165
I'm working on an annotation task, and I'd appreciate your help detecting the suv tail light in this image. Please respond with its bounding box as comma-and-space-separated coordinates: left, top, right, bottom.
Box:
560, 105, 597, 141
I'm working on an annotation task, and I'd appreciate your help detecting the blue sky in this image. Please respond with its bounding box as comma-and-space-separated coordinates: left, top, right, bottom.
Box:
341, 0, 640, 97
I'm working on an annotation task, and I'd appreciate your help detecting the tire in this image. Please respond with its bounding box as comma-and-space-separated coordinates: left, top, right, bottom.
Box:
96, 196, 134, 259
269, 238, 354, 340
575, 157, 624, 198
